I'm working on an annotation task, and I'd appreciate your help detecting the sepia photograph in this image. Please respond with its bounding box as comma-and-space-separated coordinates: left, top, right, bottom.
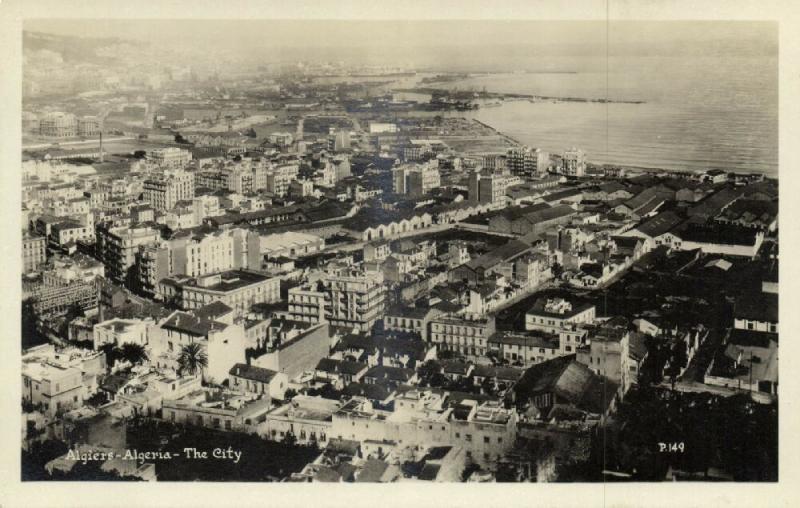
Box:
6, 1, 791, 500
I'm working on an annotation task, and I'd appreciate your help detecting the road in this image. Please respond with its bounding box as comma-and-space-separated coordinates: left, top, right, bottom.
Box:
23, 136, 136, 150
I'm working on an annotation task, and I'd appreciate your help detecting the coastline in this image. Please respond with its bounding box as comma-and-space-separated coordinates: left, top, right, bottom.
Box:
471, 117, 776, 179
395, 87, 645, 105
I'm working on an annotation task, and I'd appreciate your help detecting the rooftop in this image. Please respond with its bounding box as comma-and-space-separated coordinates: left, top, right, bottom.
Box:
229, 363, 279, 384
633, 211, 684, 238
734, 292, 778, 323
183, 270, 273, 293
527, 297, 594, 319
161, 311, 227, 337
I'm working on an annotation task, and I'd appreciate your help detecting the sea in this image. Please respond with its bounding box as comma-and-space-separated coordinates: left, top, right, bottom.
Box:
387, 55, 778, 177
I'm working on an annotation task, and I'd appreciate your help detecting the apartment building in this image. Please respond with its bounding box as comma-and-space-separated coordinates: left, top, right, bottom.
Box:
92, 317, 153, 350
524, 297, 596, 334
266, 164, 299, 197
287, 283, 327, 326
469, 170, 510, 205
159, 269, 280, 316
152, 310, 246, 384
143, 169, 195, 211
562, 147, 586, 177
95, 223, 160, 285
148, 147, 192, 169
321, 267, 387, 332
287, 267, 387, 332
392, 161, 441, 198
22, 360, 84, 418
428, 315, 497, 358
22, 232, 47, 273
137, 228, 260, 297
507, 146, 549, 177
39, 112, 77, 138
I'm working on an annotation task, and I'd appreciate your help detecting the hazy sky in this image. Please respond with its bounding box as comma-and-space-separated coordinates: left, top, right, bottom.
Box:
24, 20, 777, 71
25, 20, 776, 52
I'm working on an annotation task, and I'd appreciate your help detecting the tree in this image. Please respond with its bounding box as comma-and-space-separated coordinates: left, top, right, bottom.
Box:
117, 343, 148, 366
461, 462, 481, 481
177, 343, 208, 377
99, 343, 121, 367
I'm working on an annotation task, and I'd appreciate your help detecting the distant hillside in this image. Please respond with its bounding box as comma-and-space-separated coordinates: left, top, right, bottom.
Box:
23, 30, 140, 65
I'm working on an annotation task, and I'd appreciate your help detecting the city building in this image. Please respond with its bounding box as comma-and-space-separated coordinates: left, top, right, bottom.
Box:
469, 170, 510, 205
143, 169, 195, 211
561, 147, 586, 177
507, 147, 549, 177
22, 232, 47, 273
429, 315, 496, 358
288, 266, 386, 332
262, 395, 341, 445
152, 310, 246, 384
525, 298, 596, 334
228, 363, 289, 400
392, 162, 441, 198
321, 267, 387, 332
95, 223, 160, 285
159, 269, 280, 316
39, 112, 77, 138
252, 322, 330, 380
22, 359, 84, 418
77, 116, 102, 137
92, 317, 153, 350
148, 147, 192, 169
576, 319, 632, 396
260, 231, 326, 259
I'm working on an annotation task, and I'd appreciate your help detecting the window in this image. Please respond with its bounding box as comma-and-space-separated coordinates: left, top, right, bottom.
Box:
224, 420, 232, 430
497, 437, 503, 443
466, 434, 472, 442
565, 346, 572, 352
455, 432, 460, 438
483, 436, 490, 444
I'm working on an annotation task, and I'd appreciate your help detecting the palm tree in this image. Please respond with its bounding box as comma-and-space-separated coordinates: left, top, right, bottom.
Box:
177, 343, 208, 377
117, 343, 148, 366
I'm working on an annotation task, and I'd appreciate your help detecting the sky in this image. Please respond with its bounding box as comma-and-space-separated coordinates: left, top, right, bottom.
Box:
24, 19, 777, 61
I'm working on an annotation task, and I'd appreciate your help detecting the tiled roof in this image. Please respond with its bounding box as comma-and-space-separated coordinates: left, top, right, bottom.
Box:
229, 363, 278, 383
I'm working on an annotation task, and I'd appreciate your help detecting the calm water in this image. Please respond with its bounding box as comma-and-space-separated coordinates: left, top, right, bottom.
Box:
413, 56, 778, 176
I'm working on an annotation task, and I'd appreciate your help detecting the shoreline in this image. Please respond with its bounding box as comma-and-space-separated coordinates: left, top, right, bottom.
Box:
471, 118, 777, 179
395, 87, 645, 105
